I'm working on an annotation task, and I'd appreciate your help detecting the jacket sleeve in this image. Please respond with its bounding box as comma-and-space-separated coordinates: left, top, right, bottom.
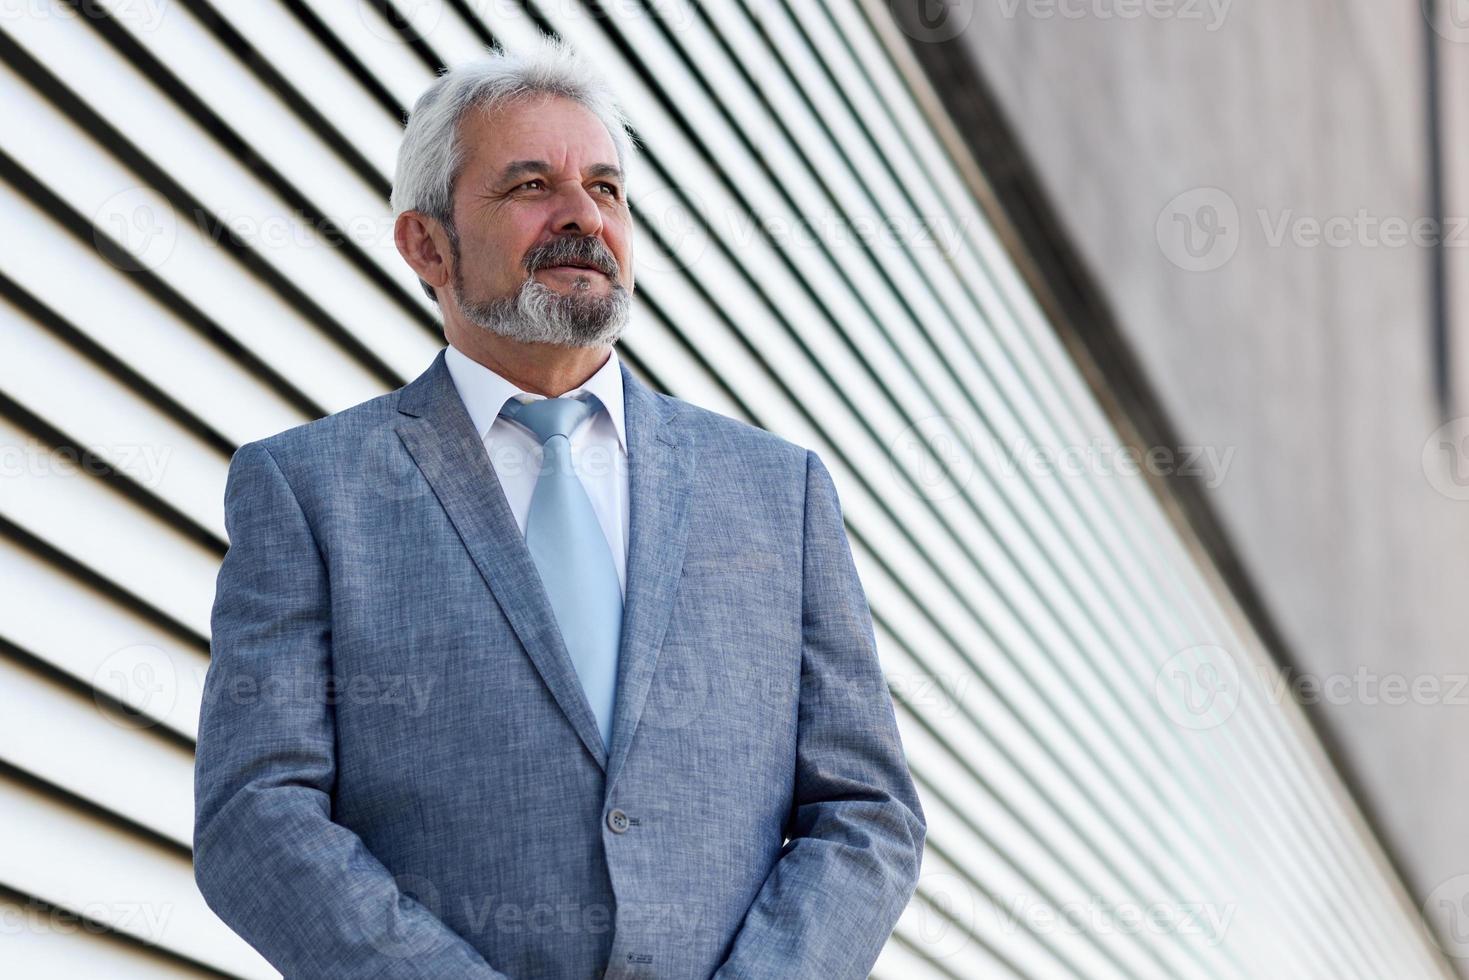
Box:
193, 440, 508, 979
712, 449, 927, 979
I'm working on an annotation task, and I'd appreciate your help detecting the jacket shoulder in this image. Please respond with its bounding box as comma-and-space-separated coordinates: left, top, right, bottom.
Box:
236, 386, 405, 470
658, 392, 809, 466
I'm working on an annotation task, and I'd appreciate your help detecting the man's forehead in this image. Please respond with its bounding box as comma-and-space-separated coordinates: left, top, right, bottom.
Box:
467, 96, 617, 156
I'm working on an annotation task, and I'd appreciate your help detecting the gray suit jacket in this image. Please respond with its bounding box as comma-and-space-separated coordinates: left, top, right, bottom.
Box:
193, 347, 926, 979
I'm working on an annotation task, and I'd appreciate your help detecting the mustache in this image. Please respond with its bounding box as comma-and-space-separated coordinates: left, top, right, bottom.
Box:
526, 237, 618, 276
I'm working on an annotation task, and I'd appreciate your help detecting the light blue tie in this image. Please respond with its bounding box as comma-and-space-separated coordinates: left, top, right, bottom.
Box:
499, 393, 622, 752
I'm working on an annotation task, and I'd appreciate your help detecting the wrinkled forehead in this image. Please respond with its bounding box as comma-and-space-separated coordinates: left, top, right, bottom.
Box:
458, 93, 620, 179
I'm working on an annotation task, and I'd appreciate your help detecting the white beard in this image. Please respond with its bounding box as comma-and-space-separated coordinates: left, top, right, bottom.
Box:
454, 269, 630, 349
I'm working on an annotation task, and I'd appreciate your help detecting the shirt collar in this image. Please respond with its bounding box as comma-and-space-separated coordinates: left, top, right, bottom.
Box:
443, 342, 627, 454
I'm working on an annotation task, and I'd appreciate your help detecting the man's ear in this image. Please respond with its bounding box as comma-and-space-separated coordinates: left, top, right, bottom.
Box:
394, 211, 451, 294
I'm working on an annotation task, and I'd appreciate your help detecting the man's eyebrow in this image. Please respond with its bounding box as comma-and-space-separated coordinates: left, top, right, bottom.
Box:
585, 163, 624, 184
497, 160, 624, 185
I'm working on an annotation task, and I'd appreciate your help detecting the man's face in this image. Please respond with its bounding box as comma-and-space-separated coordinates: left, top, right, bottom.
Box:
444, 93, 635, 347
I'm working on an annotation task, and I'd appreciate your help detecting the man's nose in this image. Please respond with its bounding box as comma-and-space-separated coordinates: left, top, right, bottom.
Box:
549, 181, 605, 237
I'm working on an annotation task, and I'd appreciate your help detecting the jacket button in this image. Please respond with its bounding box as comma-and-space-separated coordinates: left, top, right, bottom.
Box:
606, 808, 630, 834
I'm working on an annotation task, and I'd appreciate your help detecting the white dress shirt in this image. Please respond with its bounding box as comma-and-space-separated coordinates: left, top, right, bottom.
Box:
443, 342, 630, 600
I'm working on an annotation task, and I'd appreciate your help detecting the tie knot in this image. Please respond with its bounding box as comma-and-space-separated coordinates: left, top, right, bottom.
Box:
499, 393, 598, 445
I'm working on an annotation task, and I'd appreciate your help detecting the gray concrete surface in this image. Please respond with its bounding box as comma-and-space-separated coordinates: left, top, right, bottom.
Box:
940, 0, 1469, 969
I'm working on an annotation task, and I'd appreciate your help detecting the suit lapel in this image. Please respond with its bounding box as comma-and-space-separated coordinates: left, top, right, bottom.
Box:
604, 358, 694, 793
394, 347, 608, 771
392, 348, 696, 788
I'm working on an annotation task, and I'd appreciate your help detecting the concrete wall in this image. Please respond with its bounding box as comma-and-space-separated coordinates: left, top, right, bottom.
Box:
945, 0, 1469, 966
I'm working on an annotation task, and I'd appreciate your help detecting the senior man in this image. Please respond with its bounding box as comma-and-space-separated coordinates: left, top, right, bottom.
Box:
193, 34, 925, 980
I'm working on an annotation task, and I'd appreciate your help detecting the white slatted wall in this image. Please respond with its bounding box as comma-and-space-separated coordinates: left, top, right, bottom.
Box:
0, 0, 1452, 977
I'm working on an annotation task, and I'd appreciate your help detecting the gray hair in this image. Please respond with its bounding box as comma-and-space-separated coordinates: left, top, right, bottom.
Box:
390, 34, 638, 304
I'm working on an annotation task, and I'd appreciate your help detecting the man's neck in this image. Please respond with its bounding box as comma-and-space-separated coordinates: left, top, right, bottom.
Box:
447, 330, 611, 398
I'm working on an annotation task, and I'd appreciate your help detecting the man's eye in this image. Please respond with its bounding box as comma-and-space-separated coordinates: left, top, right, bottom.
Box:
513, 179, 619, 197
